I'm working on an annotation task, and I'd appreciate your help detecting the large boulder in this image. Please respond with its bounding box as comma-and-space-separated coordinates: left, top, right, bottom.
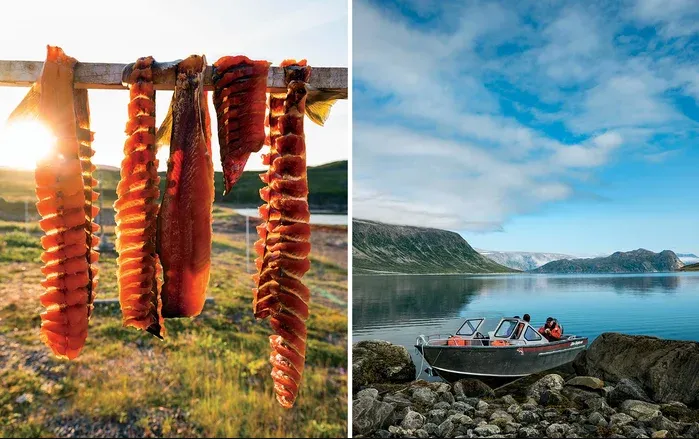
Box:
608, 378, 652, 406
574, 333, 699, 405
453, 378, 494, 398
353, 340, 416, 390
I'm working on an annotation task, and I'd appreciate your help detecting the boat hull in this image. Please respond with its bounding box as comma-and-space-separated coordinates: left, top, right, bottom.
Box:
416, 337, 588, 382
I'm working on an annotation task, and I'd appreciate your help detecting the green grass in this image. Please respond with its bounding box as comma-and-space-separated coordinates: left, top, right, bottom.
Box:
0, 218, 347, 438
0, 161, 347, 222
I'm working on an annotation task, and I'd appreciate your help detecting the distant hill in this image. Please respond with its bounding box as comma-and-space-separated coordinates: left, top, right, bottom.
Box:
680, 262, 699, 272
531, 249, 684, 274
478, 249, 577, 271
677, 253, 699, 265
353, 219, 517, 275
0, 160, 347, 220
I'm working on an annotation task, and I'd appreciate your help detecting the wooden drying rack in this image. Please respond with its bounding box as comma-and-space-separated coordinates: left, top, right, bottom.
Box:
0, 60, 348, 93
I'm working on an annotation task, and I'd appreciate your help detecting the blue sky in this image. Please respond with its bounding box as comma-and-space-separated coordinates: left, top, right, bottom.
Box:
0, 0, 347, 172
353, 0, 699, 256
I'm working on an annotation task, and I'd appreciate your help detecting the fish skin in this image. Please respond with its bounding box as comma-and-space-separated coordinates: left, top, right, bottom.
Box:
114, 56, 164, 338
8, 46, 100, 360
157, 55, 214, 318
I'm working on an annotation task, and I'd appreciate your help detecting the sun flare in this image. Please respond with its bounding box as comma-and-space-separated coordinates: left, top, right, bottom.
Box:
0, 121, 56, 170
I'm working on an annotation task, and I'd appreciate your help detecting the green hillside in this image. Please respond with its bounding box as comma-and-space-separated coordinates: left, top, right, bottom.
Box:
352, 219, 517, 275
0, 160, 347, 221
681, 262, 699, 271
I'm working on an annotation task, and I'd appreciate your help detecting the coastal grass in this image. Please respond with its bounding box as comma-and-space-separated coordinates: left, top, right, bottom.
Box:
0, 219, 347, 438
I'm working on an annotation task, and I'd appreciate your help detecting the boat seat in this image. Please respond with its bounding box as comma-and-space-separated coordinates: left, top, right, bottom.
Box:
447, 336, 470, 346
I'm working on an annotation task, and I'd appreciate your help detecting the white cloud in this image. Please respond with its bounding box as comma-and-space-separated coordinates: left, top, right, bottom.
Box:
353, 0, 697, 232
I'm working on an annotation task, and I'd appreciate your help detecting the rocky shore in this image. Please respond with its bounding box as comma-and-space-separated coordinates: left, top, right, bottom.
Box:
352, 335, 699, 438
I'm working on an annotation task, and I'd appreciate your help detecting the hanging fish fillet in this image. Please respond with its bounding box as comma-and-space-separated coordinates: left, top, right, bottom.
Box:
157, 55, 214, 318
253, 60, 312, 409
114, 56, 164, 337
212, 56, 270, 194
7, 46, 100, 359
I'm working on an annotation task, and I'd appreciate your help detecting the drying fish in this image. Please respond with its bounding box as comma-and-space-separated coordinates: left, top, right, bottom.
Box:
114, 56, 164, 337
212, 56, 270, 194
7, 46, 100, 359
156, 55, 214, 318
253, 60, 312, 409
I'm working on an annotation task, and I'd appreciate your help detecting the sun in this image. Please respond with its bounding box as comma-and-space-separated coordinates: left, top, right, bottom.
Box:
0, 121, 56, 170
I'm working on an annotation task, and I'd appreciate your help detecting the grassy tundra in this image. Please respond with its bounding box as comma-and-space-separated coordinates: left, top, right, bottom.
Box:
0, 206, 347, 438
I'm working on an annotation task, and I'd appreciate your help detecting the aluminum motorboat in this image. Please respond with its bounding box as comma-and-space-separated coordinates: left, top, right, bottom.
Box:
415, 317, 588, 382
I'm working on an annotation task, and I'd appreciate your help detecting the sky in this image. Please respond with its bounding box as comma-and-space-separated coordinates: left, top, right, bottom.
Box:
0, 0, 348, 172
353, 0, 699, 256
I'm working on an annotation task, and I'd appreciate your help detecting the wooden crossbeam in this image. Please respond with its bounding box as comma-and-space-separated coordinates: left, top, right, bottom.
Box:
0, 60, 348, 93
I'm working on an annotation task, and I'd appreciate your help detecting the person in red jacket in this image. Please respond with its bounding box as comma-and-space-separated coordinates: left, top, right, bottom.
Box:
539, 317, 562, 342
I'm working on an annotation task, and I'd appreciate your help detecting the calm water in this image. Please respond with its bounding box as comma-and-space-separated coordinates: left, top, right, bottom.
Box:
353, 273, 699, 375
234, 208, 347, 225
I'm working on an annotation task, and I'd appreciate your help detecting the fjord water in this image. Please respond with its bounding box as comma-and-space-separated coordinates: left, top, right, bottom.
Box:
353, 273, 699, 373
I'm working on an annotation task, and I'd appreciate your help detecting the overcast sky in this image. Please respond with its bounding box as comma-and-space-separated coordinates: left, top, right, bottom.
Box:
353, 0, 699, 256
0, 0, 348, 171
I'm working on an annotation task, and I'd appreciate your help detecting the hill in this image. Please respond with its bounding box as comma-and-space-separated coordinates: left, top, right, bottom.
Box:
352, 219, 517, 275
531, 249, 684, 274
680, 262, 699, 272
478, 249, 577, 271
0, 160, 347, 221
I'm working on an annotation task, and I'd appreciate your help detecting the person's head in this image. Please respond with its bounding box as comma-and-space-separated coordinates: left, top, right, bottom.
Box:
523, 314, 531, 323
546, 317, 554, 328
514, 315, 521, 320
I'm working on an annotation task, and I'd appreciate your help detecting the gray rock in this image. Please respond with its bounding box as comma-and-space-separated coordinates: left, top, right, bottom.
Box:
452, 401, 474, 414
562, 386, 601, 405
620, 400, 662, 422
573, 333, 699, 404
587, 411, 607, 427
439, 391, 456, 405
353, 340, 416, 390
545, 423, 571, 438
685, 423, 699, 438
375, 429, 391, 438
463, 397, 481, 407
453, 379, 495, 399
435, 401, 452, 410
501, 395, 517, 406
415, 428, 429, 439
428, 409, 448, 425
402, 410, 427, 430
516, 410, 540, 425
608, 378, 652, 406
388, 425, 410, 437
450, 413, 473, 424
585, 397, 615, 416
476, 400, 489, 411
384, 392, 412, 409
412, 387, 438, 406
651, 430, 670, 438
424, 423, 439, 436
353, 396, 396, 435
543, 411, 558, 421
566, 376, 605, 390
539, 390, 567, 407
652, 415, 678, 432
473, 424, 500, 436
506, 404, 521, 415
438, 419, 455, 438
527, 374, 564, 401
521, 402, 538, 412
430, 382, 452, 393
489, 410, 514, 423
610, 412, 635, 427
622, 424, 648, 438
660, 401, 690, 419
356, 388, 379, 400
518, 427, 540, 438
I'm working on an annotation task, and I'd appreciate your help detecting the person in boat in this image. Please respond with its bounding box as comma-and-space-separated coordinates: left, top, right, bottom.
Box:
538, 317, 562, 342
523, 314, 531, 323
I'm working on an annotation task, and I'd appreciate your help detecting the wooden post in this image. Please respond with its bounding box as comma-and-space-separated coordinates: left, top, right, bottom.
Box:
0, 60, 348, 93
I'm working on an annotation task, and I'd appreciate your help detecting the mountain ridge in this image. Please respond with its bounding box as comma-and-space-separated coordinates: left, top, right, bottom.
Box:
352, 219, 517, 275
531, 248, 684, 274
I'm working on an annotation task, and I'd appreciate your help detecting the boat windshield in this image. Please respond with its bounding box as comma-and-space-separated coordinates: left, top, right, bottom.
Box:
456, 318, 482, 336
494, 319, 519, 338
